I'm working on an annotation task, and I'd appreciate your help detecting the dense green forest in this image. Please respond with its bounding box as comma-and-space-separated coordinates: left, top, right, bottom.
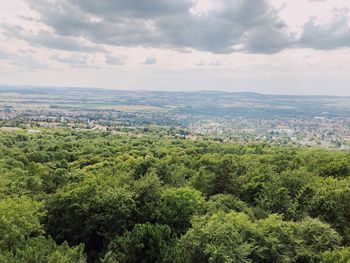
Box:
1, 129, 350, 262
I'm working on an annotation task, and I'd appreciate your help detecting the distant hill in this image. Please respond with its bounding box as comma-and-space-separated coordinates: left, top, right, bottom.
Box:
1, 85, 350, 118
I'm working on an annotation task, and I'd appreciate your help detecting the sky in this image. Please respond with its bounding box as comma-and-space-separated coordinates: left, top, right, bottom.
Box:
1, 0, 350, 95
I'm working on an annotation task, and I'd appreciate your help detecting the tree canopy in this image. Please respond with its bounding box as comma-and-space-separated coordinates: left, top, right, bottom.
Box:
1, 128, 350, 262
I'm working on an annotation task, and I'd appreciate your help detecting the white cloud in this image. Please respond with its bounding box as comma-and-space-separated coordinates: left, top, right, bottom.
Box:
144, 56, 157, 65
0, 0, 350, 95
298, 7, 350, 50
50, 54, 95, 68
104, 54, 127, 65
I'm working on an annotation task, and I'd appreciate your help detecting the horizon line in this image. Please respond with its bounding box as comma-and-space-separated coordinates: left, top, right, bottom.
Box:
0, 84, 349, 98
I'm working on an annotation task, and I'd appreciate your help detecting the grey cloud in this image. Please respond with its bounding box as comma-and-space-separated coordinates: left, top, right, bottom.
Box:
50, 54, 95, 67
0, 50, 10, 59
29, 31, 106, 53
104, 54, 127, 65
240, 24, 292, 54
298, 8, 350, 50
14, 0, 350, 54
12, 55, 47, 69
4, 24, 105, 53
69, 0, 197, 17
196, 59, 223, 66
144, 56, 157, 65
23, 0, 291, 54
0, 48, 46, 69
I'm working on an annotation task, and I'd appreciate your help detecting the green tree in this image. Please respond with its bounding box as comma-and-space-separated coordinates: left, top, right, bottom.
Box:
133, 172, 163, 223
176, 212, 253, 263
321, 247, 350, 263
292, 217, 341, 262
46, 180, 135, 260
0, 196, 45, 250
102, 223, 172, 263
256, 182, 295, 220
157, 187, 205, 234
0, 236, 86, 263
308, 178, 350, 243
193, 156, 239, 196
205, 194, 252, 215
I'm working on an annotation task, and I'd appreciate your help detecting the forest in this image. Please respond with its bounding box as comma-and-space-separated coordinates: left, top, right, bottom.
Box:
1, 129, 350, 263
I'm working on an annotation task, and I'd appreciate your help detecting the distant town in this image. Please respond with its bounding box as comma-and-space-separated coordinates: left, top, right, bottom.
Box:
1, 86, 350, 149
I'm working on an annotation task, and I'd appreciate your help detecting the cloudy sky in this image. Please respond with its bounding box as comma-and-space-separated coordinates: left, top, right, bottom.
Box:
1, 0, 350, 95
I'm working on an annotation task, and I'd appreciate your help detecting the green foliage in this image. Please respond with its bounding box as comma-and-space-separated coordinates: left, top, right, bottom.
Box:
46, 180, 136, 259
321, 247, 350, 263
176, 212, 341, 263
176, 212, 253, 263
308, 178, 350, 242
1, 129, 350, 262
248, 214, 295, 263
291, 217, 342, 262
0, 196, 45, 250
205, 194, 252, 215
157, 187, 205, 234
192, 155, 240, 196
298, 149, 350, 177
133, 172, 163, 223
0, 236, 86, 263
103, 223, 172, 263
256, 181, 295, 219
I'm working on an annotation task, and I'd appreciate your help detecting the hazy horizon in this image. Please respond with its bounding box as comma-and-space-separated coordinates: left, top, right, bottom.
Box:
2, 84, 350, 97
